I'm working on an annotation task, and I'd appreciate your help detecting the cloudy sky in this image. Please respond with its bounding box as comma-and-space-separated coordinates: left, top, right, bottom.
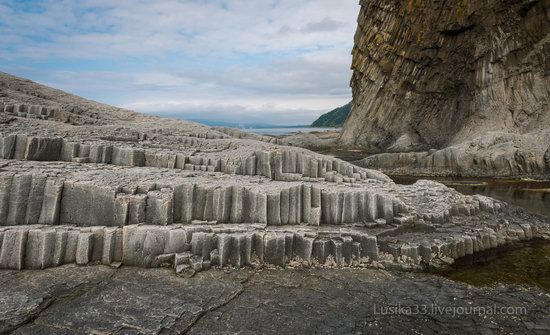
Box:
0, 0, 359, 125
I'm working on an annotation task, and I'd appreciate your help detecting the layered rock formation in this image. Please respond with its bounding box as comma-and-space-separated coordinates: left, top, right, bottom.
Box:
0, 72, 549, 276
340, 0, 550, 177
357, 130, 550, 177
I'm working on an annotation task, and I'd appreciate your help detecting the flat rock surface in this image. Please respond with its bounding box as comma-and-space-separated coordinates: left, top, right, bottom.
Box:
2, 265, 549, 334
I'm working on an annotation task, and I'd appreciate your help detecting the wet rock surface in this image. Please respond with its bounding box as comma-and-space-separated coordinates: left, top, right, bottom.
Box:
445, 241, 550, 292
1, 265, 550, 334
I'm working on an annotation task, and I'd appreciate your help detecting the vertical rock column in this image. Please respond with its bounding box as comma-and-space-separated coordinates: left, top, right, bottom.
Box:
255, 151, 272, 178
0, 175, 13, 224
146, 189, 174, 225
6, 175, 32, 225
24, 137, 63, 161
0, 228, 28, 269
0, 135, 16, 159
24, 175, 47, 224
0, 174, 63, 226
60, 182, 119, 227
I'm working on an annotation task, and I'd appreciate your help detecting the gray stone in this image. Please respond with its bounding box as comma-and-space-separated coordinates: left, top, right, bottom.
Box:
25, 229, 56, 269
7, 175, 32, 225
76, 232, 94, 265
0, 229, 28, 269
264, 233, 285, 267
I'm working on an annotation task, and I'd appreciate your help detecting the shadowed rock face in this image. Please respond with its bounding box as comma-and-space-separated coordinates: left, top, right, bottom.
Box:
340, 0, 550, 152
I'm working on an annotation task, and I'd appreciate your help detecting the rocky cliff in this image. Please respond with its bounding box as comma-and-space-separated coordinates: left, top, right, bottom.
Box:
340, 0, 549, 154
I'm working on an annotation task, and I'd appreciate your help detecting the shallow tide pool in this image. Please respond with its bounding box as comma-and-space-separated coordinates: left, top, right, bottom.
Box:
442, 241, 550, 292
326, 151, 550, 290
388, 176, 550, 290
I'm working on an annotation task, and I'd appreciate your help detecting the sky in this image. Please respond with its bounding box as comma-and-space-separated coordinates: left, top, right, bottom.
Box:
0, 0, 359, 125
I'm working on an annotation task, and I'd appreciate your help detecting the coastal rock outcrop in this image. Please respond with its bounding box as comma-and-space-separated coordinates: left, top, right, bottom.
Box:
340, 0, 550, 177
1, 72, 549, 275
357, 130, 550, 177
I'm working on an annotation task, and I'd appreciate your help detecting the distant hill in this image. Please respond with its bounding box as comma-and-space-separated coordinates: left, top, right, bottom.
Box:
311, 102, 351, 127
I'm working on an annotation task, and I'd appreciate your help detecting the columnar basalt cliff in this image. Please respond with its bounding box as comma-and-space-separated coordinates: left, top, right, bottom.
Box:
341, 0, 550, 177
1, 72, 549, 276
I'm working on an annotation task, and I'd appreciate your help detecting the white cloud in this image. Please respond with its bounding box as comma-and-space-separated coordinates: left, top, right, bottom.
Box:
0, 0, 359, 124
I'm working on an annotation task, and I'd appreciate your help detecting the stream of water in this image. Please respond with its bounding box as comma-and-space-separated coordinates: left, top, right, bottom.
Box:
442, 241, 550, 292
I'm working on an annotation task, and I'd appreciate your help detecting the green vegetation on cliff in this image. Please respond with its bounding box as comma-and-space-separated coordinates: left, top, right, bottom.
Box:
311, 102, 351, 127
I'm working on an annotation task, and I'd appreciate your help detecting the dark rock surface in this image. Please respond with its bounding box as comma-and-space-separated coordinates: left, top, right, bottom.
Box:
2, 265, 550, 334
1, 265, 251, 334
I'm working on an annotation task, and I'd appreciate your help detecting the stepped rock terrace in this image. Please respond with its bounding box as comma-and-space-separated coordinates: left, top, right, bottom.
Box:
1, 159, 548, 275
0, 74, 549, 276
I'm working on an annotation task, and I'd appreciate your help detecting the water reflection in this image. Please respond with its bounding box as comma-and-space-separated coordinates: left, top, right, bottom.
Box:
331, 152, 550, 288
391, 176, 550, 218
442, 241, 550, 292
